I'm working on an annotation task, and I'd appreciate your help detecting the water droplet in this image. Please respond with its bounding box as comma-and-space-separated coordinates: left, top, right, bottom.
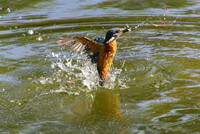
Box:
1, 89, 5, 92
28, 30, 34, 35
155, 83, 160, 88
36, 36, 43, 41
10, 100, 15, 103
6, 8, 11, 13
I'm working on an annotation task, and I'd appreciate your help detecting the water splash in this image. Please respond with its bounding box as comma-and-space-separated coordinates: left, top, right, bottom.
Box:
133, 14, 180, 30
42, 51, 128, 93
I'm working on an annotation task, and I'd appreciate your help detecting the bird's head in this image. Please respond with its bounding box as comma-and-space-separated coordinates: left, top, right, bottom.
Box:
104, 27, 131, 44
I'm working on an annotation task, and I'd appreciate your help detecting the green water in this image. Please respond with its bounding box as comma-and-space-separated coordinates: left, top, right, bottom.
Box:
0, 0, 200, 133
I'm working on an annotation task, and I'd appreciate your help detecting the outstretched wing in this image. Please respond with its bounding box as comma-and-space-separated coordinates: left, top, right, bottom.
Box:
56, 37, 104, 63
57, 37, 103, 54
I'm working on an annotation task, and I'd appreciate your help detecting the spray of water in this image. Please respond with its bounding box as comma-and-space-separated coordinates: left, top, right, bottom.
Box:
133, 13, 180, 30
41, 51, 128, 94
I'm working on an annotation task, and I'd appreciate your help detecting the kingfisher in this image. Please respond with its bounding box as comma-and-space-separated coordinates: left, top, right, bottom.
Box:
56, 26, 133, 86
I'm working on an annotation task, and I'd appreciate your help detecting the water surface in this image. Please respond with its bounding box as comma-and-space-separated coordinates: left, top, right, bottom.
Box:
0, 0, 200, 133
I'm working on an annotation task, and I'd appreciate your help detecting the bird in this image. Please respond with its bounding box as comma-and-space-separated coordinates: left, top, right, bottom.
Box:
56, 26, 133, 86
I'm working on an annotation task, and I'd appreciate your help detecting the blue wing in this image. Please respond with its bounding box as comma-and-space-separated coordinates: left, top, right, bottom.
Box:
93, 37, 105, 44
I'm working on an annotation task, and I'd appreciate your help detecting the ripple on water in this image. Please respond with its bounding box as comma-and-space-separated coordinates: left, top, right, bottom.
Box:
0, 0, 200, 133
0, 74, 19, 83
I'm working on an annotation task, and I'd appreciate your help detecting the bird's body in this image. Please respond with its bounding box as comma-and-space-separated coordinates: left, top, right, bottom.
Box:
57, 27, 132, 86
97, 40, 117, 85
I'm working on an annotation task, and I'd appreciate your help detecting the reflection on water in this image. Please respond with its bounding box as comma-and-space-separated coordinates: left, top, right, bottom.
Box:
62, 90, 128, 134
0, 0, 200, 133
91, 90, 121, 117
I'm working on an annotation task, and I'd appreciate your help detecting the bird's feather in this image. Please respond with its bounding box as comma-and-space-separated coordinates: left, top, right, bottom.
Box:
57, 37, 104, 63
57, 37, 102, 53
93, 37, 105, 44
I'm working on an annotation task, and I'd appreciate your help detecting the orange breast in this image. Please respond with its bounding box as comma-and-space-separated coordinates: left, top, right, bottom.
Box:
97, 41, 117, 81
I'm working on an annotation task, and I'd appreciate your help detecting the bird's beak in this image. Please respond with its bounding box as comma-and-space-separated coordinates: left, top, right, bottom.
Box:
106, 31, 122, 43
105, 26, 133, 43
